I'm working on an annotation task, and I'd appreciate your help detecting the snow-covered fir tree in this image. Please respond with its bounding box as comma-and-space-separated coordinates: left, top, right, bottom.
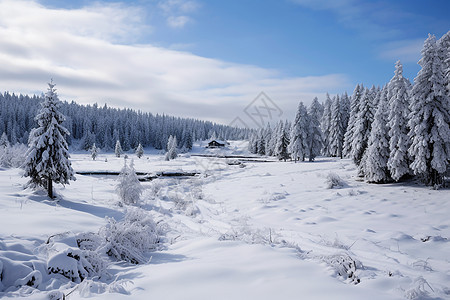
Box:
274, 121, 290, 161
257, 128, 266, 155
116, 159, 143, 205
90, 143, 99, 161
328, 95, 344, 158
364, 86, 391, 183
307, 98, 323, 161
0, 132, 9, 148
165, 135, 178, 161
408, 34, 450, 186
288, 102, 309, 162
340, 92, 350, 137
23, 82, 75, 198
343, 84, 363, 157
387, 61, 412, 181
268, 123, 279, 156
321, 93, 332, 156
350, 87, 375, 173
264, 124, 273, 156
115, 140, 123, 158
248, 131, 258, 154
439, 31, 450, 96
136, 143, 144, 158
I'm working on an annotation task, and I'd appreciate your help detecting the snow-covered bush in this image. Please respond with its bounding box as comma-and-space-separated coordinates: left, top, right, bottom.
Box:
404, 277, 433, 299
47, 247, 106, 283
77, 278, 131, 297
0, 256, 42, 292
76, 232, 103, 252
99, 209, 161, 264
0, 143, 27, 168
219, 223, 278, 245
116, 159, 143, 205
163, 183, 199, 216
325, 172, 347, 189
323, 254, 361, 284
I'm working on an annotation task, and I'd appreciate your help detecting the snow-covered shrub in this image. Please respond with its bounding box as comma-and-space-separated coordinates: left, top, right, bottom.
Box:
99, 209, 160, 264
0, 143, 27, 168
116, 159, 143, 205
13, 270, 42, 289
0, 256, 42, 291
48, 290, 65, 300
323, 254, 361, 284
47, 247, 105, 283
325, 172, 347, 189
219, 225, 278, 245
164, 184, 199, 216
76, 232, 103, 252
404, 277, 433, 299
77, 278, 131, 297
146, 179, 166, 199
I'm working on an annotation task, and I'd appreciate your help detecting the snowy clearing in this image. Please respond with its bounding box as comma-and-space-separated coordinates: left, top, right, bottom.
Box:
0, 141, 449, 299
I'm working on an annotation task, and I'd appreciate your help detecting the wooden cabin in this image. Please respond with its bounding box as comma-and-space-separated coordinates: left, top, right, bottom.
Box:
207, 140, 226, 148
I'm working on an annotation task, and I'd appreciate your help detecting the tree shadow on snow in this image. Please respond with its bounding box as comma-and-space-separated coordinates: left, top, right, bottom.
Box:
149, 252, 188, 265
28, 192, 124, 220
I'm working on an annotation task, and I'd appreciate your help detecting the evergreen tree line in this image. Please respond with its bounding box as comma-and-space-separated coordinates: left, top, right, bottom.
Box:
249, 32, 450, 186
0, 93, 250, 152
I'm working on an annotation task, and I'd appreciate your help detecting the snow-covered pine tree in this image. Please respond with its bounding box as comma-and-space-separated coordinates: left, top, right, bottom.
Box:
408, 34, 450, 187
248, 131, 257, 154
184, 131, 193, 151
274, 121, 290, 161
115, 140, 123, 157
268, 123, 280, 156
341, 92, 350, 137
258, 128, 266, 155
321, 93, 332, 156
328, 95, 344, 158
364, 86, 391, 183
136, 143, 144, 158
90, 143, 99, 161
264, 124, 273, 156
288, 102, 309, 162
343, 84, 363, 157
116, 159, 143, 205
23, 81, 75, 198
439, 31, 450, 96
350, 87, 375, 172
165, 135, 178, 161
387, 61, 412, 181
0, 132, 9, 148
307, 98, 323, 161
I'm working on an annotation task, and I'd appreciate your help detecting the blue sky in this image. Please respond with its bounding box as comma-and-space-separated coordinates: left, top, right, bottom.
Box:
0, 0, 449, 125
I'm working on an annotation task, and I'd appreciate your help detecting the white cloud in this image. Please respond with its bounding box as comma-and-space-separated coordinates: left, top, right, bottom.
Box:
167, 15, 191, 28
0, 0, 352, 125
158, 0, 198, 29
379, 39, 423, 63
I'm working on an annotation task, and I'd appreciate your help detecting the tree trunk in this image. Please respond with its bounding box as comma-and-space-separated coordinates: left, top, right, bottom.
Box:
47, 178, 53, 199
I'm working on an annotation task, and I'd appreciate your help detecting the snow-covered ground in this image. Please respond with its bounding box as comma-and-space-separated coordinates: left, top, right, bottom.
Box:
1, 141, 449, 299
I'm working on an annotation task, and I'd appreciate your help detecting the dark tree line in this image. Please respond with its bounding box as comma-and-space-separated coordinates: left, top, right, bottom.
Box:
0, 93, 249, 152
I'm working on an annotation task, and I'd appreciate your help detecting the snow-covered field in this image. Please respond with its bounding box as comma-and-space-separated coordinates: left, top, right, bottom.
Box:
1, 141, 449, 299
